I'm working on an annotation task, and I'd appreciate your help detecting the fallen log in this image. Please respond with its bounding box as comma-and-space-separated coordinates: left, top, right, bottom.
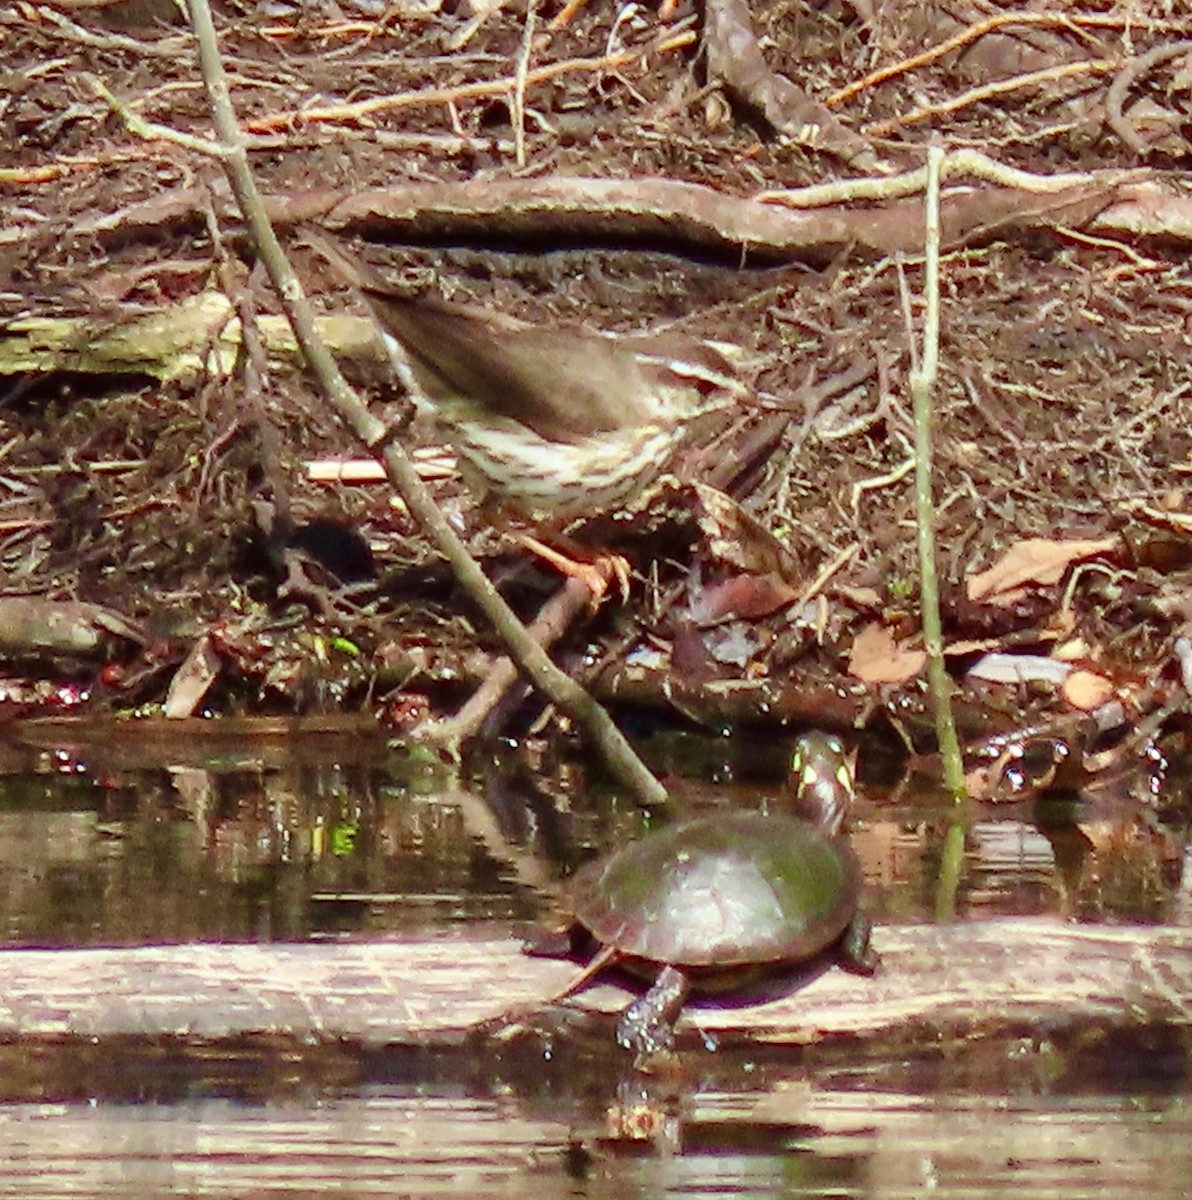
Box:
1, 919, 1189, 1049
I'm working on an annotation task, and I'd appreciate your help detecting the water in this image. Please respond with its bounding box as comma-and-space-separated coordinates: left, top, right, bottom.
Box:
0, 717, 1187, 1197
2, 1087, 1190, 1197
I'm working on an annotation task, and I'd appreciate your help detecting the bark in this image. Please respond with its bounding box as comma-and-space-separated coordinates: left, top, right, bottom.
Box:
1, 920, 1188, 1051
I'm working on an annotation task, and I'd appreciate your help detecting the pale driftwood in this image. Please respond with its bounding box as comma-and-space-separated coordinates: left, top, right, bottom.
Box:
0, 920, 1189, 1048
0, 297, 380, 384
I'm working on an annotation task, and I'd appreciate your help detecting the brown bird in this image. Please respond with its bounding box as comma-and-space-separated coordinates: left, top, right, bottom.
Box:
307, 235, 745, 590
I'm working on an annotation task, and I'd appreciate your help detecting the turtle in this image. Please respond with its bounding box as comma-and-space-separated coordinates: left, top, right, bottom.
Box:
541, 732, 878, 1055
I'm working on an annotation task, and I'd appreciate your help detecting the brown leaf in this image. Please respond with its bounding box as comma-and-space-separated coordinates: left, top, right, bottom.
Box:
1060, 669, 1116, 712
690, 482, 804, 584
848, 621, 925, 684
967, 536, 1119, 604
692, 573, 800, 623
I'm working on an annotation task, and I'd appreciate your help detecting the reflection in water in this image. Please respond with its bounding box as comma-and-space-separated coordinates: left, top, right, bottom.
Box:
1, 731, 1184, 948
0, 754, 550, 947
1, 1089, 1191, 1199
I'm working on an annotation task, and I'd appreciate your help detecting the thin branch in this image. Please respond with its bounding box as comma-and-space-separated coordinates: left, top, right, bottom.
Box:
511, 1, 537, 169
151, 0, 672, 807
829, 10, 1123, 108
755, 148, 1128, 209
88, 76, 228, 158
1105, 40, 1192, 155
240, 27, 698, 134
866, 59, 1120, 138
908, 144, 965, 803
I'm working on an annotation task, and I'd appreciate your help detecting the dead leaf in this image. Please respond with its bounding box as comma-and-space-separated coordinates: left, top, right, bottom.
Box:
1061, 669, 1116, 712
703, 0, 884, 170
849, 622, 926, 683
164, 633, 221, 719
967, 536, 1119, 604
833, 584, 882, 609
688, 572, 799, 623
690, 482, 804, 584
965, 653, 1071, 686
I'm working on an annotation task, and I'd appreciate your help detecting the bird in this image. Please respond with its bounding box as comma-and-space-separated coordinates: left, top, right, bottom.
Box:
305, 233, 746, 593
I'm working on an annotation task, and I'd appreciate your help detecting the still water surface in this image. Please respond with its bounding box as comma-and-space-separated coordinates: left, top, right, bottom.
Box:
2, 1091, 1191, 1198
0, 720, 1187, 1197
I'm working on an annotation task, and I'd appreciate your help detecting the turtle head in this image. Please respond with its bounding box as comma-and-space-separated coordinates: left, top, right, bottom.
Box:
790, 732, 856, 836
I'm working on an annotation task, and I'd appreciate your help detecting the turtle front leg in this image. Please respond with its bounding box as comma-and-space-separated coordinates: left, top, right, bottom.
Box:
616, 965, 691, 1056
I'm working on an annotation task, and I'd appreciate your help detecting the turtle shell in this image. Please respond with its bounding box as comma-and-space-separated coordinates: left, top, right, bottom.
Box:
568, 810, 862, 971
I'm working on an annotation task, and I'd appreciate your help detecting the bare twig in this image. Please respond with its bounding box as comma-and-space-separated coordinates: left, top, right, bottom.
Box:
88, 76, 227, 159
16, 3, 192, 59
511, 1, 537, 169
240, 27, 697, 134
1105, 40, 1192, 156
429, 576, 596, 745
133, 0, 672, 807
829, 11, 1124, 108
755, 147, 1128, 209
907, 144, 965, 803
866, 58, 1120, 138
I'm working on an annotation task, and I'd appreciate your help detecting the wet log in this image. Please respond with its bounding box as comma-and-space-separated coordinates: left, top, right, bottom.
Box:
0, 920, 1189, 1049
